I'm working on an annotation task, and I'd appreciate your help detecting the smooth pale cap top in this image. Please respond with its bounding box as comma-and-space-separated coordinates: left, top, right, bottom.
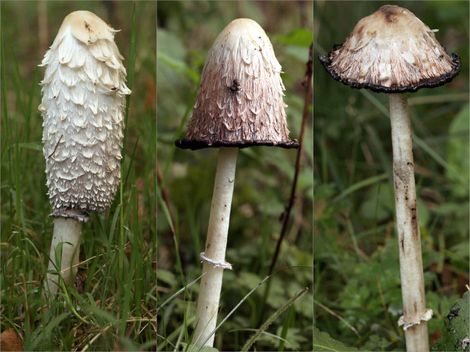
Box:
54, 10, 117, 46
319, 5, 460, 93
176, 18, 298, 150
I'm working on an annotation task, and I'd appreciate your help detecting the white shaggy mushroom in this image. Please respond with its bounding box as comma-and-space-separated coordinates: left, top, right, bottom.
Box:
39, 10, 131, 295
176, 18, 298, 347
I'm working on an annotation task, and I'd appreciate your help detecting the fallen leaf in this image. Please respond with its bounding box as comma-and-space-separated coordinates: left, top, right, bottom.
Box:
0, 329, 23, 352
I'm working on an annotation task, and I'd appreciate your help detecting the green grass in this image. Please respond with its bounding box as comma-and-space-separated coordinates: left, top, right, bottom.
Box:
314, 1, 469, 351
1, 2, 156, 350
156, 1, 313, 351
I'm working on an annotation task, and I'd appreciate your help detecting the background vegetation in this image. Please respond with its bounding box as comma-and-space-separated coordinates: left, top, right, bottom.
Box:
156, 1, 313, 351
314, 1, 469, 351
5, 1, 466, 351
1, 1, 156, 350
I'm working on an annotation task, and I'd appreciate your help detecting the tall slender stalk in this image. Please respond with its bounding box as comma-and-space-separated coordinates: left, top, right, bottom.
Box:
389, 94, 430, 351
193, 147, 238, 347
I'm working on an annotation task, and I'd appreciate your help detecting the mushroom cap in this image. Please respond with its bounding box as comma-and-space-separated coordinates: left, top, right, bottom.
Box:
40, 11, 131, 220
319, 5, 460, 93
56, 10, 118, 45
176, 18, 298, 150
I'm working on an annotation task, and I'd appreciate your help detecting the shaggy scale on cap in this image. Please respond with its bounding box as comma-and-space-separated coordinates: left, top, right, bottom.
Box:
319, 5, 460, 93
176, 18, 298, 150
40, 11, 131, 220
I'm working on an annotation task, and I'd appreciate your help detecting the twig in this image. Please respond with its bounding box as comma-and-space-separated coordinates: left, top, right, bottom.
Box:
47, 135, 63, 159
156, 163, 176, 232
269, 42, 312, 276
258, 43, 312, 325
156, 162, 185, 283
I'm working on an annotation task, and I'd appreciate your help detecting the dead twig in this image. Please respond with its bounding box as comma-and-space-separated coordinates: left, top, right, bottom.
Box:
156, 163, 176, 235
269, 42, 312, 276
258, 43, 313, 325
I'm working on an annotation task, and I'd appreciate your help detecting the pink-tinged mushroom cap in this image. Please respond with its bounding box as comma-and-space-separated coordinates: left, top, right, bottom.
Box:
176, 18, 298, 150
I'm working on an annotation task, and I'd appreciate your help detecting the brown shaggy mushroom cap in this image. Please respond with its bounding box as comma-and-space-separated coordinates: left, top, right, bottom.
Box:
176, 18, 298, 150
319, 5, 460, 93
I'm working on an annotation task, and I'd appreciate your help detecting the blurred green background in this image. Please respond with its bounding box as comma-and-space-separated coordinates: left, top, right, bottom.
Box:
157, 1, 313, 350
1, 1, 156, 350
314, 1, 469, 351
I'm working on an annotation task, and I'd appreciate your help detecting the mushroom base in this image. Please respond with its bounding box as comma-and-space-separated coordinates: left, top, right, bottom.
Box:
45, 217, 82, 296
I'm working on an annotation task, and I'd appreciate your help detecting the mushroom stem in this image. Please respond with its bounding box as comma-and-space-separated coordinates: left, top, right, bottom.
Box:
389, 94, 429, 351
193, 147, 238, 347
45, 218, 82, 296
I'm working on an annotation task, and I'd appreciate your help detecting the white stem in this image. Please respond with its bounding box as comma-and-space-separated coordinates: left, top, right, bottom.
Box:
45, 217, 82, 296
389, 94, 429, 352
193, 147, 238, 347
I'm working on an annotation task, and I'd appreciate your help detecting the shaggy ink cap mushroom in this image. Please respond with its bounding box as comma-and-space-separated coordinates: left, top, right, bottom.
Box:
319, 5, 461, 93
176, 18, 298, 150
40, 11, 131, 221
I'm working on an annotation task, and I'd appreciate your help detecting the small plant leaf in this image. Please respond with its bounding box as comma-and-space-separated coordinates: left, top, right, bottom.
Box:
432, 292, 470, 352
313, 327, 359, 351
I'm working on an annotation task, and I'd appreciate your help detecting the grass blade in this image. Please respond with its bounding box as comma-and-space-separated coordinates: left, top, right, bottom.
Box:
241, 287, 309, 351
